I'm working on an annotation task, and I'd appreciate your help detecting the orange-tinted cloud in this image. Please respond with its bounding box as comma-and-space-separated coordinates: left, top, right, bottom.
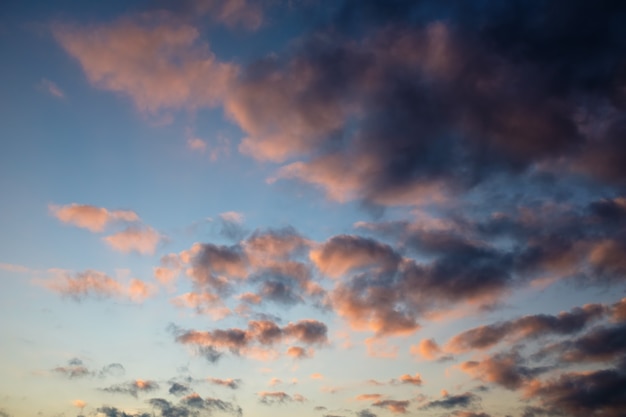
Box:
356, 394, 383, 401
174, 318, 327, 361
411, 339, 442, 360
72, 399, 86, 409
43, 269, 153, 303
49, 203, 138, 232
103, 226, 161, 255
372, 399, 410, 414
208, 377, 240, 389
53, 17, 237, 114
393, 373, 423, 386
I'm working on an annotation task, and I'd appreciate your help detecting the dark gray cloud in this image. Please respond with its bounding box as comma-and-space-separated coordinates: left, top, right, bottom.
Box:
356, 410, 377, 417
538, 323, 626, 364
99, 363, 125, 378
422, 393, 478, 410
372, 399, 410, 414
446, 303, 607, 353
97, 406, 150, 417
168, 382, 191, 396
527, 368, 626, 417
461, 352, 551, 390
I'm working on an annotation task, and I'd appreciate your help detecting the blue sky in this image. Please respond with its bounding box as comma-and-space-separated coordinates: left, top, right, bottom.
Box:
1, 1, 626, 417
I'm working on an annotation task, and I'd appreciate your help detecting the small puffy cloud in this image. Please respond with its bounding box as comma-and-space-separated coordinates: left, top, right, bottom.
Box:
269, 378, 282, 387
102, 379, 159, 397
286, 346, 310, 359
411, 339, 442, 360
187, 137, 207, 152
103, 226, 162, 255
52, 358, 90, 378
372, 399, 410, 414
49, 203, 139, 232
310, 373, 324, 380
422, 392, 478, 410
391, 373, 422, 386
356, 394, 383, 401
72, 400, 86, 409
208, 377, 241, 389
168, 382, 191, 396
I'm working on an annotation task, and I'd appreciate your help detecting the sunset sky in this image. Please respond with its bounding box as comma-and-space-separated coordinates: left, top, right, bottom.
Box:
1, 1, 626, 417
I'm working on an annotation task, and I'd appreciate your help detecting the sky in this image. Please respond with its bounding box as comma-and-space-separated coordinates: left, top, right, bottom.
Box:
1, 1, 626, 416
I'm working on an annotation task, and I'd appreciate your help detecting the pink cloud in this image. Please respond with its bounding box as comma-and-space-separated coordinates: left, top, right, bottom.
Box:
411, 339, 442, 360
42, 269, 154, 303
50, 203, 139, 232
103, 226, 161, 255
187, 137, 207, 152
53, 17, 238, 114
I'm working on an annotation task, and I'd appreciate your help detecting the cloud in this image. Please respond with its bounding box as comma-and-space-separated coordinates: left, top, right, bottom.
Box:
538, 323, 626, 364
187, 137, 207, 152
53, 16, 238, 114
171, 292, 231, 319
103, 226, 162, 255
52, 358, 90, 378
44, 270, 124, 300
72, 399, 86, 409
97, 406, 150, 417
102, 379, 159, 397
411, 339, 443, 360
258, 391, 294, 405
391, 373, 422, 386
422, 393, 478, 410
445, 303, 607, 353
208, 377, 241, 389
372, 400, 410, 414
39, 78, 65, 98
525, 368, 626, 417
0, 263, 30, 273
42, 269, 153, 302
168, 382, 191, 396
460, 352, 550, 390
187, 0, 265, 30
173, 318, 327, 361
49, 203, 138, 232
356, 394, 383, 401
286, 346, 310, 359
230, 0, 626, 207
181, 393, 242, 416
218, 211, 246, 241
